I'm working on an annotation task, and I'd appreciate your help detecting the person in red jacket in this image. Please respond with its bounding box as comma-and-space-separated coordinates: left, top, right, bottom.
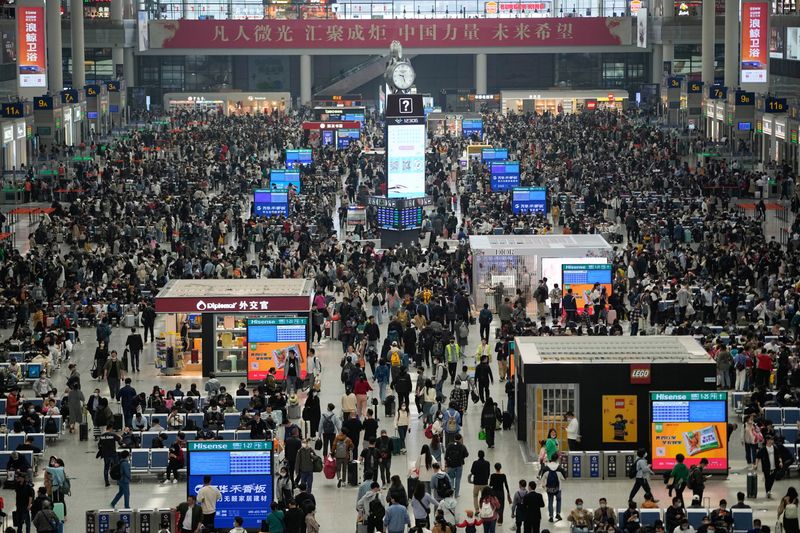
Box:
755, 351, 774, 390
7, 388, 20, 416
354, 374, 373, 418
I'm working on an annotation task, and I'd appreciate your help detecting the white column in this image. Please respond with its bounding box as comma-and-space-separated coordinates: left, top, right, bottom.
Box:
182, 0, 190, 19
701, 0, 715, 85
724, 0, 738, 88
111, 0, 123, 77
300, 54, 312, 105
662, 0, 674, 74
46, 0, 63, 93
475, 53, 487, 95
652, 44, 664, 84
124, 47, 135, 85
70, 0, 85, 88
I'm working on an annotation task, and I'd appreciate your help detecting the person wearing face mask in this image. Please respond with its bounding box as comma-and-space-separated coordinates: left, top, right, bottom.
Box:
665, 497, 687, 533
593, 498, 617, 531
567, 498, 592, 532
673, 518, 695, 533
754, 434, 783, 499
629, 448, 656, 503
710, 499, 734, 531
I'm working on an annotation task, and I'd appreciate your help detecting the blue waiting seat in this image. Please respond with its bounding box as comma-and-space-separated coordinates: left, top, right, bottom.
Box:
218, 430, 236, 441
0, 399, 6, 415
186, 414, 204, 429
223, 413, 240, 430
141, 432, 161, 449
7, 433, 25, 450
764, 407, 784, 425
6, 416, 21, 429
785, 408, 800, 425
27, 433, 45, 452
130, 449, 150, 473
780, 426, 799, 444
732, 508, 753, 533
640, 509, 661, 527
43, 416, 62, 436
235, 397, 251, 411
687, 508, 709, 529
150, 449, 169, 471
0, 450, 33, 470
27, 398, 43, 409
236, 430, 254, 440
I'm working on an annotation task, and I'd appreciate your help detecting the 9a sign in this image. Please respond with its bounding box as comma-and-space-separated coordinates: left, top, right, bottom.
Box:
34, 96, 53, 110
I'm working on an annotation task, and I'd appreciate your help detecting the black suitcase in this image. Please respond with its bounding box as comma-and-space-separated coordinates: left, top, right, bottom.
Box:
747, 472, 757, 499
384, 395, 395, 417
502, 412, 514, 430
113, 413, 123, 431
348, 460, 359, 486
79, 422, 89, 441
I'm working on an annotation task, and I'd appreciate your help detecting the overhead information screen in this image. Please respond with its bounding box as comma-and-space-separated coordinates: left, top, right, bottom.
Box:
562, 264, 613, 310
285, 149, 312, 169
368, 196, 430, 231
187, 441, 274, 530
482, 148, 509, 161
512, 187, 547, 214
253, 190, 289, 217
490, 161, 520, 191
462, 118, 484, 137
246, 317, 308, 382
337, 129, 360, 149
651, 391, 728, 473
269, 169, 301, 193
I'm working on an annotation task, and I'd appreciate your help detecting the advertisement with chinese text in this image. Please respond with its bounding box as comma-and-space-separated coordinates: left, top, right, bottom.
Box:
741, 2, 768, 84
650, 391, 728, 473
246, 317, 308, 382
16, 5, 46, 88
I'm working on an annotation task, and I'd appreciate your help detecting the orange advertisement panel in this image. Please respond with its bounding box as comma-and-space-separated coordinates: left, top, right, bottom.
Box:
16, 5, 47, 88
246, 317, 309, 382
650, 391, 728, 473
562, 264, 613, 311
740, 2, 768, 84
602, 395, 637, 443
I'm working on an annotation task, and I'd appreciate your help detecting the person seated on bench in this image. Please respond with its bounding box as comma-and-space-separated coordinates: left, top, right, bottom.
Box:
567, 499, 593, 533
15, 435, 42, 454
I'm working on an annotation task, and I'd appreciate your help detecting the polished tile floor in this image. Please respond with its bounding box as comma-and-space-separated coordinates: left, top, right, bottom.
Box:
0, 315, 790, 533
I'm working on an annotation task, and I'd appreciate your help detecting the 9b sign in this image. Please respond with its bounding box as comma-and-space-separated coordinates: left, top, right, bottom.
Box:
736, 91, 755, 105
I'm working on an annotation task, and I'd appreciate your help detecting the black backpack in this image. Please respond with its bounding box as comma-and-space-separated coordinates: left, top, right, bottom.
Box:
368, 496, 385, 525
436, 473, 452, 495
44, 417, 58, 434
110, 461, 122, 481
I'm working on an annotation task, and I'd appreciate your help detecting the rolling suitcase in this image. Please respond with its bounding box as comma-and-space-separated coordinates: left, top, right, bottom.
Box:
747, 471, 758, 499
288, 402, 301, 419
79, 422, 89, 441
390, 433, 403, 455
348, 460, 359, 486
502, 411, 514, 430
113, 413, 123, 431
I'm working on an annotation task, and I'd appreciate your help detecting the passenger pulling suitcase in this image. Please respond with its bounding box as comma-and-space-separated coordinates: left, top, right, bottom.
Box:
348, 460, 359, 486
79, 422, 89, 441
747, 471, 758, 499
390, 433, 403, 455
288, 403, 301, 419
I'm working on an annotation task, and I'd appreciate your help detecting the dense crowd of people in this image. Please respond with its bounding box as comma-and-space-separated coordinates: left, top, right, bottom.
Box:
0, 103, 798, 533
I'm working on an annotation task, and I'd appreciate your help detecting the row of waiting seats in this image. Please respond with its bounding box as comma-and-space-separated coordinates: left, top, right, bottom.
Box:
762, 407, 800, 426
130, 409, 284, 433
0, 361, 45, 386
0, 397, 50, 415
131, 429, 275, 449
0, 414, 63, 435
0, 432, 47, 452
130, 448, 179, 477
620, 508, 753, 533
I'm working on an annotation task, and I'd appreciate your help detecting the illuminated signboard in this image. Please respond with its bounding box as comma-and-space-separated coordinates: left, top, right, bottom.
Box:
741, 2, 768, 84
481, 148, 509, 162
1, 103, 24, 117
562, 264, 613, 310
386, 94, 426, 199
253, 189, 289, 217
490, 161, 520, 191
462, 118, 483, 137
336, 129, 360, 149
708, 85, 727, 99
16, 5, 46, 88
187, 440, 274, 529
765, 97, 787, 113
511, 187, 547, 215
246, 317, 309, 382
285, 149, 312, 170
269, 169, 301, 193
650, 391, 728, 474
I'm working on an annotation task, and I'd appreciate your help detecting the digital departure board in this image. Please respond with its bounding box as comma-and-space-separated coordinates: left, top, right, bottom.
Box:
490, 161, 520, 191
269, 169, 301, 193
512, 187, 547, 214
482, 148, 509, 161
337, 129, 360, 149
253, 190, 289, 217
462, 118, 483, 137
285, 149, 312, 169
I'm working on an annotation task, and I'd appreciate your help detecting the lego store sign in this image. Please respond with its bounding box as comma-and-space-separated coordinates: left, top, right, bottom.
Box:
630, 363, 651, 384
150, 17, 631, 49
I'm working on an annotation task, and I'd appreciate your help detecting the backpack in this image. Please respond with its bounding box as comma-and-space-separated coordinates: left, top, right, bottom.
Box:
368, 495, 385, 525
436, 473, 452, 495
433, 340, 444, 357
444, 443, 461, 467
628, 459, 640, 479
322, 413, 335, 434
545, 468, 559, 493
110, 462, 122, 481
479, 500, 495, 519
735, 357, 746, 371
445, 411, 458, 433
334, 440, 349, 459
311, 452, 323, 473
458, 323, 468, 339
687, 466, 700, 490
44, 417, 58, 434
60, 476, 72, 496
391, 352, 401, 367
372, 294, 380, 306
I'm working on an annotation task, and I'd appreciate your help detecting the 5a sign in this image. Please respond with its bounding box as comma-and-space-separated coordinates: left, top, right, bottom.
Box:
687, 81, 703, 94
630, 363, 651, 384
1, 103, 24, 117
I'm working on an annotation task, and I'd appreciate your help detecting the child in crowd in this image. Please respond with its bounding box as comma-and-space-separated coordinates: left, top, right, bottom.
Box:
456, 509, 483, 533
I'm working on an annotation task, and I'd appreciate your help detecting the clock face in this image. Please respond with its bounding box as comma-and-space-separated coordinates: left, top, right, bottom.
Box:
392, 63, 415, 90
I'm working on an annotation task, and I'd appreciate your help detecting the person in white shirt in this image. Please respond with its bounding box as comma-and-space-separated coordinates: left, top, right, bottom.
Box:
565, 411, 580, 451
196, 475, 222, 529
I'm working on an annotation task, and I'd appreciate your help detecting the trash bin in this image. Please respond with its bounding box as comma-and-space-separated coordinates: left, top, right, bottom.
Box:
558, 452, 570, 478
136, 509, 176, 533
603, 451, 621, 480
586, 451, 601, 479
569, 451, 585, 479
621, 450, 637, 479
86, 510, 99, 533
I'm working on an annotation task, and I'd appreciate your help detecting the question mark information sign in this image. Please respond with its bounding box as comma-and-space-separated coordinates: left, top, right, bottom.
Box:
386, 94, 426, 198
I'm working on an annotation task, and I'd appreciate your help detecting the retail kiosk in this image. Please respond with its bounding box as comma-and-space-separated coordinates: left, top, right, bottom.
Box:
513, 336, 719, 469
154, 279, 314, 379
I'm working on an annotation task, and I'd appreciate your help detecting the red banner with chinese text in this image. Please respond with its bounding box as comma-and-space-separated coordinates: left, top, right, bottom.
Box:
150, 17, 630, 49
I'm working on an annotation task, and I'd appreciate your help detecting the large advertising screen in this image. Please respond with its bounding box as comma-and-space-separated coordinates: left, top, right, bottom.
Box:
562, 263, 613, 309
253, 190, 289, 217
337, 129, 360, 149
482, 148, 509, 162
269, 169, 301, 193
187, 441, 274, 530
651, 391, 728, 473
512, 187, 547, 215
788, 28, 800, 61
285, 149, 312, 169
16, 5, 46, 88
741, 2, 768, 84
462, 118, 484, 137
377, 205, 424, 230
490, 161, 520, 191
541, 257, 607, 296
387, 122, 426, 198
246, 317, 308, 382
